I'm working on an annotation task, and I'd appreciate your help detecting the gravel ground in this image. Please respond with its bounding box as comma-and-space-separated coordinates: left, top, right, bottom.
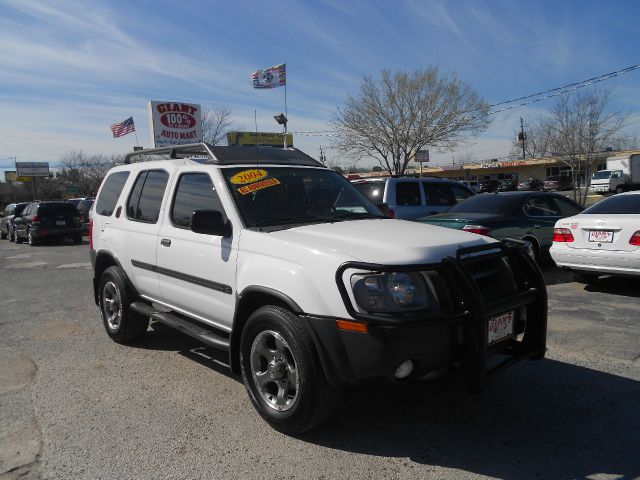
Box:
1, 240, 638, 480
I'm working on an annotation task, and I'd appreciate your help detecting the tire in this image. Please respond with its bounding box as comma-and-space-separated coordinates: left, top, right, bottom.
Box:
15, 229, 23, 244
98, 266, 149, 344
27, 229, 37, 246
240, 305, 341, 434
615, 186, 624, 194
521, 237, 540, 264
573, 272, 599, 284
9, 227, 15, 243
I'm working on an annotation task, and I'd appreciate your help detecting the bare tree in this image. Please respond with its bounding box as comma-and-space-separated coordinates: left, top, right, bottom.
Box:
332, 68, 490, 176
510, 119, 555, 159
544, 89, 628, 204
201, 105, 233, 145
57, 151, 123, 196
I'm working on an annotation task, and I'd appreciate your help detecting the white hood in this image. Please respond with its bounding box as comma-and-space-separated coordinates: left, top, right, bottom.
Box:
267, 218, 496, 264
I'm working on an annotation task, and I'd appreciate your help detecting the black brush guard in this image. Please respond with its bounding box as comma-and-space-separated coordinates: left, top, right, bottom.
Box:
335, 240, 547, 389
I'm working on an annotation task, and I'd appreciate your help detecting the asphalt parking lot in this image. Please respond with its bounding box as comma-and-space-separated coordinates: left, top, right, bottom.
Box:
1, 239, 639, 480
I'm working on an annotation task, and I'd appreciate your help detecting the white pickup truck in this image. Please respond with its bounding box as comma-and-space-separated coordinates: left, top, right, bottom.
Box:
591, 154, 640, 194
90, 143, 547, 433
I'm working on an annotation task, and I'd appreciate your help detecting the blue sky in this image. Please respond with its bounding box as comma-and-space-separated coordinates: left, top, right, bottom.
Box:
1, 0, 639, 175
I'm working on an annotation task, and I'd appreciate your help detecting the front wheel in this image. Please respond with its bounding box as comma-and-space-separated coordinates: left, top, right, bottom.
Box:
99, 266, 149, 344
240, 306, 341, 434
615, 186, 624, 194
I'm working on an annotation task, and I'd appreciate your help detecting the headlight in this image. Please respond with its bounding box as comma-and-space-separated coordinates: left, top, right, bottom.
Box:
351, 272, 429, 313
387, 272, 416, 305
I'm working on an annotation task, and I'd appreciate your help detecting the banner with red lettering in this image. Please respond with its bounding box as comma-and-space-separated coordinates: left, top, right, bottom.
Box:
147, 101, 203, 147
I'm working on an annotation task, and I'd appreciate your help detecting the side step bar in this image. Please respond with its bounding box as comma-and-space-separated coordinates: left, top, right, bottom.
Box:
130, 301, 230, 351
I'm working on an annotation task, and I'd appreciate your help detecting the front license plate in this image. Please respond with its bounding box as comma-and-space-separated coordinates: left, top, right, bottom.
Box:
56, 220, 66, 226
588, 230, 613, 243
488, 311, 514, 344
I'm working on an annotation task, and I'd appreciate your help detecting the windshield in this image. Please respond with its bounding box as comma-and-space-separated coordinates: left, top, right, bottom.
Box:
446, 194, 521, 215
582, 194, 640, 214
221, 166, 384, 229
592, 170, 612, 180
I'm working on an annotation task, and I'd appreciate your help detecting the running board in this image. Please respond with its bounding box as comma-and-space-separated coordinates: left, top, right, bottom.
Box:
130, 301, 230, 351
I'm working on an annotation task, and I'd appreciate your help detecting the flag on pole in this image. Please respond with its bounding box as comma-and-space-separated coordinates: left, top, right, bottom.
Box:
110, 116, 136, 138
251, 64, 286, 89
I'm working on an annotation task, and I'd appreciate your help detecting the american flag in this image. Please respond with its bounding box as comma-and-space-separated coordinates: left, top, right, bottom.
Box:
110, 116, 136, 138
251, 63, 286, 89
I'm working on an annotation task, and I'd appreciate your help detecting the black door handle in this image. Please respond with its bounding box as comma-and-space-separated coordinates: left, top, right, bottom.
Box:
160, 238, 171, 247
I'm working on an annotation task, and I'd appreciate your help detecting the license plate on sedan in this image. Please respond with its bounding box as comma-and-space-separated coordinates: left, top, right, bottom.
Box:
56, 220, 66, 226
588, 230, 613, 243
488, 311, 514, 345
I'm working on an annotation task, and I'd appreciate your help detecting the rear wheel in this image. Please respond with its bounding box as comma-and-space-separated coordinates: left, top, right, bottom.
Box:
27, 229, 37, 246
99, 266, 149, 343
240, 305, 341, 434
615, 186, 624, 194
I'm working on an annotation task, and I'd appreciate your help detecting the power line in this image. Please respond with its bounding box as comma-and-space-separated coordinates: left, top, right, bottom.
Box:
290, 64, 640, 136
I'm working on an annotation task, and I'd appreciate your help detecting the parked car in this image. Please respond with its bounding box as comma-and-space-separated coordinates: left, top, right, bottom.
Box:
415, 191, 584, 262
544, 175, 573, 191
550, 191, 640, 282
350, 177, 474, 219
478, 179, 500, 193
518, 178, 544, 191
497, 178, 518, 192
13, 201, 84, 245
1, 202, 29, 242
90, 143, 547, 433
76, 197, 95, 235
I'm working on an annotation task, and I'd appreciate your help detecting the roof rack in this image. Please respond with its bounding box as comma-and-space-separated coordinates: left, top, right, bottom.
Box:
124, 142, 324, 167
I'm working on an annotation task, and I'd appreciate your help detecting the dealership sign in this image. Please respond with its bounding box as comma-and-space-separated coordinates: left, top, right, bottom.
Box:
148, 101, 203, 147
16, 162, 50, 177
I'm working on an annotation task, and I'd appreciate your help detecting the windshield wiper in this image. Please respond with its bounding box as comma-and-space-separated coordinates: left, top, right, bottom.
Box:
251, 216, 330, 228
331, 211, 385, 220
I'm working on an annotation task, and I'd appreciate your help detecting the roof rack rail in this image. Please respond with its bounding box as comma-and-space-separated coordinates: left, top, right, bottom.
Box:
124, 142, 324, 167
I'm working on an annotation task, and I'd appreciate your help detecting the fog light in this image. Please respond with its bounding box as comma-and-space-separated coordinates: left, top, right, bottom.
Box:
394, 360, 414, 380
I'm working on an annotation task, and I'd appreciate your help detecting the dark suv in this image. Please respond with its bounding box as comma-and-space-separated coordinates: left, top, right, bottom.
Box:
13, 201, 84, 245
1, 202, 29, 242
76, 197, 95, 235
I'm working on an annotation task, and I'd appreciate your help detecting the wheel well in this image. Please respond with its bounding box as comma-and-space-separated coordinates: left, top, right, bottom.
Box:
520, 235, 540, 258
229, 290, 300, 374
93, 252, 138, 306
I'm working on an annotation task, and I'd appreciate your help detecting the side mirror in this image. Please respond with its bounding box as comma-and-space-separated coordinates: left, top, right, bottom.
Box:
190, 210, 232, 237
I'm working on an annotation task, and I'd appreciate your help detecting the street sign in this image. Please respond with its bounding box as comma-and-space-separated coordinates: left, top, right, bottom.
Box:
16, 162, 50, 177
66, 185, 80, 193
414, 150, 430, 162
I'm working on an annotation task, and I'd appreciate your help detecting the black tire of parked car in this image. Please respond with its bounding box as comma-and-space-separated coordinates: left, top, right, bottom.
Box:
27, 229, 37, 246
98, 266, 149, 344
0, 230, 6, 240
240, 305, 341, 434
15, 230, 23, 244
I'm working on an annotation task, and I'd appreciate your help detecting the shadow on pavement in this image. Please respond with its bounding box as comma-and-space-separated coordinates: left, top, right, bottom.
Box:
584, 276, 640, 298
303, 359, 640, 480
540, 261, 576, 286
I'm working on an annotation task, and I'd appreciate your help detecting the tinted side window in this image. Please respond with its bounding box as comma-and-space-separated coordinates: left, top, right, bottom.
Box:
524, 196, 559, 217
395, 182, 421, 206
450, 185, 473, 203
553, 197, 583, 217
423, 183, 455, 206
171, 173, 226, 229
352, 182, 385, 203
127, 170, 169, 223
96, 171, 130, 216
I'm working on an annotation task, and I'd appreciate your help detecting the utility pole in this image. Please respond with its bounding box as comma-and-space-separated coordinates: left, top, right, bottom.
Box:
519, 117, 526, 160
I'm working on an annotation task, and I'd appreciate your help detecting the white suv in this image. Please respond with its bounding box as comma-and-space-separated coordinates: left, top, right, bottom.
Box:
90, 143, 547, 433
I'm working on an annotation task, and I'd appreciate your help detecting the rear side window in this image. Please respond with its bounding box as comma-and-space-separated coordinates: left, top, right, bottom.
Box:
352, 182, 385, 203
423, 183, 455, 206
171, 173, 226, 228
524, 196, 559, 217
127, 170, 169, 223
395, 182, 421, 206
96, 171, 130, 216
553, 197, 583, 216
450, 185, 473, 203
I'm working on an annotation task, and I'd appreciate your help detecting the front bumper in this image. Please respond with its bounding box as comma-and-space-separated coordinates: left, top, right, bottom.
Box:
305, 241, 547, 389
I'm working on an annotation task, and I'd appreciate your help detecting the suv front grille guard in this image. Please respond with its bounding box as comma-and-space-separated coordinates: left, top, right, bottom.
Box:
335, 240, 547, 387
